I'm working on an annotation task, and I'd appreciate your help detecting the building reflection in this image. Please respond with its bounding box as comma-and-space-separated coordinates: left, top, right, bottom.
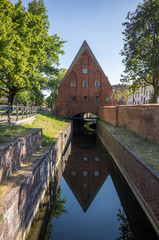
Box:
63, 134, 109, 212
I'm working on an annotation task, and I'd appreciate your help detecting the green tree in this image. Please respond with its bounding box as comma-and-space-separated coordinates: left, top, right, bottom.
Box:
0, 0, 65, 105
148, 90, 156, 103
14, 88, 45, 106
121, 0, 159, 103
45, 187, 67, 240
46, 68, 67, 110
117, 209, 135, 240
114, 86, 132, 105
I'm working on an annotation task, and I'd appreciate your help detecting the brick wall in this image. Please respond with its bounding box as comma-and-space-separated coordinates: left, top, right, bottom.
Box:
99, 106, 117, 125
0, 129, 42, 183
99, 104, 159, 143
97, 122, 159, 236
0, 123, 72, 240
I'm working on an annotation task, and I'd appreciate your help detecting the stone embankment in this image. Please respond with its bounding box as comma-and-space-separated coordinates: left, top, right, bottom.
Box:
0, 129, 42, 183
97, 121, 159, 237
0, 123, 72, 240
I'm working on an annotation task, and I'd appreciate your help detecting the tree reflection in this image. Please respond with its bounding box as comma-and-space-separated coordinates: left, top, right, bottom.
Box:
44, 187, 67, 240
116, 209, 135, 240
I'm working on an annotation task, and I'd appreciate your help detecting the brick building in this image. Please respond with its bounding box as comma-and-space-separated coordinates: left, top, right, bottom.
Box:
63, 134, 108, 212
54, 41, 115, 118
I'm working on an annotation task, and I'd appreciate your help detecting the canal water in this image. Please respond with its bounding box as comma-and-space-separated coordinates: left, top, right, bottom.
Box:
26, 129, 158, 240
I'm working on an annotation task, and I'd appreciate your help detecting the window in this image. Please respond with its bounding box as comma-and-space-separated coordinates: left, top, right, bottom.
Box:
71, 96, 76, 103
71, 81, 76, 87
83, 81, 88, 87
83, 96, 88, 102
83, 68, 87, 74
83, 171, 88, 176
95, 96, 100, 103
141, 96, 143, 102
94, 171, 99, 177
71, 171, 76, 176
95, 81, 100, 87
83, 157, 87, 162
71, 157, 76, 162
95, 157, 99, 162
83, 183, 87, 188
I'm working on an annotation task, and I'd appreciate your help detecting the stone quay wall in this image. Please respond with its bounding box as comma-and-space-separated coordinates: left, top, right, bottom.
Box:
0, 123, 72, 240
0, 129, 42, 183
99, 104, 159, 143
97, 121, 159, 237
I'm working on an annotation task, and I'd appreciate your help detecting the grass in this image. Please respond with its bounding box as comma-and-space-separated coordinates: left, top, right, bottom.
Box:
0, 214, 3, 222
25, 112, 70, 146
0, 125, 32, 145
0, 186, 2, 195
99, 120, 159, 174
0, 112, 70, 147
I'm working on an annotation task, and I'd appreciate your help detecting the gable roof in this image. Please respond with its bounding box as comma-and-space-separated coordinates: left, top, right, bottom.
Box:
59, 40, 109, 86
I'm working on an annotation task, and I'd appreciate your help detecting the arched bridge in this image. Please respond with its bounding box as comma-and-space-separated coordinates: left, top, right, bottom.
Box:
54, 41, 116, 118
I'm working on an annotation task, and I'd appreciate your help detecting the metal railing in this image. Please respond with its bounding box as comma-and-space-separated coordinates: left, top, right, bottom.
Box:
0, 105, 37, 124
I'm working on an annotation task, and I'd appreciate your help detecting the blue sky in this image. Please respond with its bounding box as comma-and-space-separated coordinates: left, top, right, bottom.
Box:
11, 0, 141, 85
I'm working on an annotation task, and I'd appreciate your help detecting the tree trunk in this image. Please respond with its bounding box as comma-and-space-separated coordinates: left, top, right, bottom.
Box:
8, 91, 16, 106
152, 78, 158, 103
153, 90, 158, 103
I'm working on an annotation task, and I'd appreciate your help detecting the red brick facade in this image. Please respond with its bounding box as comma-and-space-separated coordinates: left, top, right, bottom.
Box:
54, 41, 116, 118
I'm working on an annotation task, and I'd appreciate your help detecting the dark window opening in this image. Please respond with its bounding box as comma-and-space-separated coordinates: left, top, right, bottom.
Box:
96, 96, 100, 103
83, 96, 88, 102
71, 96, 76, 103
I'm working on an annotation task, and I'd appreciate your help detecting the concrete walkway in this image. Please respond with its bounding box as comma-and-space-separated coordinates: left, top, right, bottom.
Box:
0, 115, 36, 126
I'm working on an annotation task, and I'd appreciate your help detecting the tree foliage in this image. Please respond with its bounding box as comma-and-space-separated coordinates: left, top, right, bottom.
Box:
121, 0, 159, 103
113, 86, 132, 105
46, 68, 67, 110
117, 209, 135, 240
0, 0, 65, 105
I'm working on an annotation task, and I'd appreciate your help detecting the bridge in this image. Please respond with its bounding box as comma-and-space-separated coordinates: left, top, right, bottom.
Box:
54, 41, 116, 118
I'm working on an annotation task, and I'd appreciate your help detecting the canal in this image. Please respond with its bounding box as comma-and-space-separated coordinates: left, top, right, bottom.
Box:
26, 124, 158, 240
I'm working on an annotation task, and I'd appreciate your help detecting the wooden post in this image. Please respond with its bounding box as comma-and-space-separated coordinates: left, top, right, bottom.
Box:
8, 104, 11, 124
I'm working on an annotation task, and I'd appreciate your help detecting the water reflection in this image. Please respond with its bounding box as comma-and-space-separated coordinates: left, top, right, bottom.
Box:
63, 134, 108, 212
26, 132, 158, 240
45, 187, 67, 240
116, 209, 135, 240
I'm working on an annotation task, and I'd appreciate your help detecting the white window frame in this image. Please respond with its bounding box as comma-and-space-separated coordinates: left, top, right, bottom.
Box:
83, 81, 88, 87
83, 68, 88, 74
95, 81, 100, 87
71, 81, 76, 87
